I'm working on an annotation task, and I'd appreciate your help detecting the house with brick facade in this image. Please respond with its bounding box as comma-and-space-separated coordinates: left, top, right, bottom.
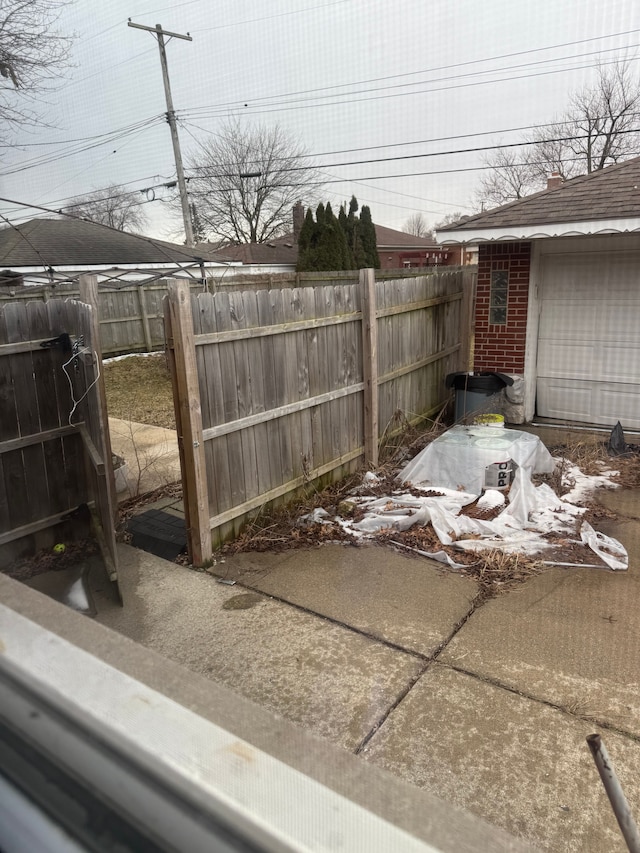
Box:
210, 218, 471, 274
437, 157, 640, 430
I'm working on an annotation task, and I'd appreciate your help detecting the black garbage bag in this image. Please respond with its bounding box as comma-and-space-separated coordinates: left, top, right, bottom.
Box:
607, 421, 639, 456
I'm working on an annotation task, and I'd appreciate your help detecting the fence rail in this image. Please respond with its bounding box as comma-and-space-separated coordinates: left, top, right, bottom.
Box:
165, 267, 475, 563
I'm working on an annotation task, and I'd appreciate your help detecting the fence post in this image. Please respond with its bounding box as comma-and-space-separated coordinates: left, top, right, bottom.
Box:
360, 268, 379, 468
166, 279, 212, 565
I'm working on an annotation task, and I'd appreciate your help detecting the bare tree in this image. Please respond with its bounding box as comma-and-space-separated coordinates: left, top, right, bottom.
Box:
476, 148, 540, 208
403, 212, 431, 238
185, 120, 321, 244
434, 211, 466, 229
61, 184, 148, 232
0, 0, 73, 139
477, 61, 640, 208
564, 62, 640, 172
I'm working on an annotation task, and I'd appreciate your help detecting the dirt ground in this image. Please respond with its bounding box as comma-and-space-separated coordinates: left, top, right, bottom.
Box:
104, 353, 175, 429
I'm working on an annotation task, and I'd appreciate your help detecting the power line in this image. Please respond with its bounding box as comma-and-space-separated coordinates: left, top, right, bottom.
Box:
179, 29, 640, 115
185, 127, 640, 180
179, 115, 593, 162
0, 116, 165, 176
182, 54, 640, 121
0, 174, 175, 217
183, 150, 640, 195
0, 115, 162, 148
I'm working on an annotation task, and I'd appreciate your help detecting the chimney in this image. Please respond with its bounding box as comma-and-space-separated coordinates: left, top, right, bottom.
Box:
293, 201, 304, 239
547, 172, 563, 190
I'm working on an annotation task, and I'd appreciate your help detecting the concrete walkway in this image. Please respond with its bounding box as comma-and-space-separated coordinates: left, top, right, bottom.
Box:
75, 418, 640, 850
108, 417, 181, 501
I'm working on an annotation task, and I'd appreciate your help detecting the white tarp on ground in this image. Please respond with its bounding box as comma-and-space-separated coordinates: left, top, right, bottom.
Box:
398, 425, 555, 494
333, 429, 628, 571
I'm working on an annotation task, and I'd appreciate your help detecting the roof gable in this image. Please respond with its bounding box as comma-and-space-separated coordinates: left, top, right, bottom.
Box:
438, 156, 640, 242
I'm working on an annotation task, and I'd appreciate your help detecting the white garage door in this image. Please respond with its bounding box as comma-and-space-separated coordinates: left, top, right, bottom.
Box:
537, 252, 640, 430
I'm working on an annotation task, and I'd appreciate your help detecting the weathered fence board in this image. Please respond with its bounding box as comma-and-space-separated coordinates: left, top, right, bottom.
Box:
0, 291, 118, 576
166, 267, 475, 562
0, 280, 205, 358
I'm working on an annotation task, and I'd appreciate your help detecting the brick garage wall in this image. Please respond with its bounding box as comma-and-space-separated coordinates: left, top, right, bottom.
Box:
474, 242, 531, 373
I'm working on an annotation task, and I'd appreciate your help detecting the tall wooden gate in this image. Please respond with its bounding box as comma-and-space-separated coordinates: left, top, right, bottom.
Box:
0, 276, 119, 581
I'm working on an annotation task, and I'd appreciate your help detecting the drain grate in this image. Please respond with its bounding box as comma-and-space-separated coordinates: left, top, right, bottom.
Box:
127, 510, 187, 561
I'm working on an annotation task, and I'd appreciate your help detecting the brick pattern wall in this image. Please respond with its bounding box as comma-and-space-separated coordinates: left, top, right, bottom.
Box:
474, 242, 531, 373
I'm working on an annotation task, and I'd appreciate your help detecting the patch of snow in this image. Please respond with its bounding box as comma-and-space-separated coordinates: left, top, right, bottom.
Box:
558, 459, 620, 505
477, 490, 506, 510
104, 352, 164, 363
297, 507, 331, 528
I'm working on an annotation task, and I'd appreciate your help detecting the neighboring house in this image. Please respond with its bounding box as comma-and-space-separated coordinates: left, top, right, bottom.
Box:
437, 158, 640, 430
0, 218, 230, 286
211, 234, 299, 274
374, 225, 468, 269
208, 221, 472, 274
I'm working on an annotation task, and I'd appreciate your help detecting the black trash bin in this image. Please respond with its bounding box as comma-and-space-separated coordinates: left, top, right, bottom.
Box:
445, 372, 513, 422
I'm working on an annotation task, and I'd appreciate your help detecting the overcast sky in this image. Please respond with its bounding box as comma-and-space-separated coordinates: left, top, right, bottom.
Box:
2, 0, 640, 241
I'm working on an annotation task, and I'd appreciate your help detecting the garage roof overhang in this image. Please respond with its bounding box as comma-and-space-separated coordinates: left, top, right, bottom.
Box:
436, 217, 640, 244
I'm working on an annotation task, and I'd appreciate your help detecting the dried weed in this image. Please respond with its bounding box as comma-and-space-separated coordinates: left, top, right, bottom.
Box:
463, 549, 545, 595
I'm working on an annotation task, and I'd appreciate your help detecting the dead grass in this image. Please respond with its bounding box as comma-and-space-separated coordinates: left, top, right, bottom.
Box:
218, 474, 364, 555
104, 354, 175, 429
611, 452, 640, 489
464, 550, 545, 594
538, 435, 640, 492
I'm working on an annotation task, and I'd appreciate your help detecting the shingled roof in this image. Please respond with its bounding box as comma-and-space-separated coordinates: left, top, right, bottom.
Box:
374, 224, 437, 248
212, 234, 299, 265
0, 218, 221, 267
437, 156, 640, 243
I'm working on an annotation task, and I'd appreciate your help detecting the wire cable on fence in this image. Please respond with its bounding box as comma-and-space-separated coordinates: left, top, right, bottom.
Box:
62, 346, 102, 426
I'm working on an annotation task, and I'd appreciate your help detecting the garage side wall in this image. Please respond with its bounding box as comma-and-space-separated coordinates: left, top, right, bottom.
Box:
474, 242, 531, 373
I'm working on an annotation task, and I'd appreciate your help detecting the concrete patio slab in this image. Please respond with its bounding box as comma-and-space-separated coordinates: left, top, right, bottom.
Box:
363, 664, 640, 853
79, 544, 422, 752
219, 544, 479, 657
0, 573, 538, 853
108, 417, 180, 500
597, 487, 640, 520
439, 518, 640, 738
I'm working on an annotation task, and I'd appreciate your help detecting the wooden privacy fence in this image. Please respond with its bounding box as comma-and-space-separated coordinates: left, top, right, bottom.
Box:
0, 280, 204, 357
0, 277, 119, 578
165, 267, 474, 564
0, 267, 472, 358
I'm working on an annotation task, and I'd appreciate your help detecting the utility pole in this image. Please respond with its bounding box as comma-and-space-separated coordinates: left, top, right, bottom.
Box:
128, 21, 195, 246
